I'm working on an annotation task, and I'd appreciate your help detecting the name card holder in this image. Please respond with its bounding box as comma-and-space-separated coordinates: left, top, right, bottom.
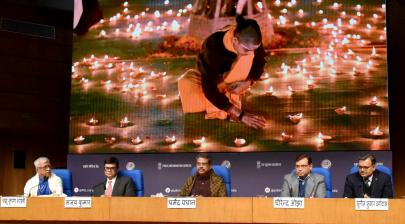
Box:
273, 197, 305, 209
355, 198, 389, 211
167, 197, 197, 209
64, 197, 92, 208
0, 196, 27, 208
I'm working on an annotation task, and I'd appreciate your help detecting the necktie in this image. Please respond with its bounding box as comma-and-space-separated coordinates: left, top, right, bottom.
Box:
298, 179, 305, 197
105, 180, 113, 197
363, 178, 371, 196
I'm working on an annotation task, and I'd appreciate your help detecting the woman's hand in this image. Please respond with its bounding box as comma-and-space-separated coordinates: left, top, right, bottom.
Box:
227, 106, 266, 129
240, 112, 267, 129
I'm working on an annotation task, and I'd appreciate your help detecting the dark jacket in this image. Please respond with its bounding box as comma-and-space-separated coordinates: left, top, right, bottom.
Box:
343, 170, 393, 198
92, 176, 136, 197
197, 31, 266, 111
179, 170, 227, 197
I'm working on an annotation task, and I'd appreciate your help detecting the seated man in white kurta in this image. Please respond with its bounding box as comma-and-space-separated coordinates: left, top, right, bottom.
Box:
24, 157, 63, 197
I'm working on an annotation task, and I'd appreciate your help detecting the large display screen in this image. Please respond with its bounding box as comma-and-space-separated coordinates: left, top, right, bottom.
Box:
70, 0, 389, 153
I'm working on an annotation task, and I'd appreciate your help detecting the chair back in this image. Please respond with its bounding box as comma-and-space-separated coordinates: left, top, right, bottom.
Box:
118, 169, 144, 196
311, 167, 333, 198
191, 165, 231, 197
53, 169, 73, 196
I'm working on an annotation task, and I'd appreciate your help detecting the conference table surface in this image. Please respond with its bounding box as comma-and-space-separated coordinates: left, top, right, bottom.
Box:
0, 197, 403, 224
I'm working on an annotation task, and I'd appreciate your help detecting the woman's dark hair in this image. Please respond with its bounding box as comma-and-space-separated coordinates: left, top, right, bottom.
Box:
234, 15, 262, 45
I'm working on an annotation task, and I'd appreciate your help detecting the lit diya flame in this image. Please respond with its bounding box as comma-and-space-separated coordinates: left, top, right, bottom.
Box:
369, 96, 378, 106
352, 67, 361, 76
130, 136, 143, 145
164, 135, 176, 144
260, 73, 270, 80
99, 30, 107, 37
298, 9, 304, 17
335, 106, 346, 115
80, 78, 89, 84
332, 2, 341, 9
371, 46, 377, 57
234, 137, 246, 147
137, 90, 148, 97
288, 113, 303, 124
120, 117, 132, 128
131, 24, 141, 38
87, 117, 99, 126
306, 79, 315, 90
74, 136, 85, 145
317, 132, 332, 143
171, 20, 180, 32
104, 137, 116, 144
105, 63, 114, 69
156, 94, 167, 99
370, 126, 383, 137
265, 86, 274, 96
288, 85, 294, 95
366, 60, 373, 69
192, 137, 206, 146
122, 85, 130, 93
281, 132, 293, 142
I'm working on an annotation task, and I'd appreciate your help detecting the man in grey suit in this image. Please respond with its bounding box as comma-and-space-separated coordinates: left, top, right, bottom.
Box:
281, 154, 326, 198
92, 157, 136, 197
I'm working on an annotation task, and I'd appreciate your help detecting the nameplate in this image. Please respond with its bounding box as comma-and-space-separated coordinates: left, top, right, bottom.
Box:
355, 198, 389, 211
273, 197, 304, 209
0, 196, 27, 208
64, 197, 92, 208
167, 197, 197, 209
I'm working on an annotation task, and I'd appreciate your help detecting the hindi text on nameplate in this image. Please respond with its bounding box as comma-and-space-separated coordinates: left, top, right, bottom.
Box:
167, 197, 197, 209
64, 197, 92, 208
355, 198, 389, 211
273, 197, 305, 209
0, 196, 27, 208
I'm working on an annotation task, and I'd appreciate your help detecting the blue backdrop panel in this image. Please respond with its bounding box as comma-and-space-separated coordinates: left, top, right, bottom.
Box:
68, 151, 392, 197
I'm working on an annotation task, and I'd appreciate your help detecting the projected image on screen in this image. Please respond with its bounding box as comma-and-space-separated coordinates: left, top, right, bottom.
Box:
70, 0, 389, 153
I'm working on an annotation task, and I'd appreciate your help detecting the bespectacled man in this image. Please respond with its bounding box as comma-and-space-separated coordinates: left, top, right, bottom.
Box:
281, 154, 326, 198
23, 157, 63, 197
92, 157, 136, 197
179, 153, 226, 197
343, 154, 393, 198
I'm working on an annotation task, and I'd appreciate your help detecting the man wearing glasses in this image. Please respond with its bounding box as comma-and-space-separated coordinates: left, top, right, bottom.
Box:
24, 157, 63, 197
92, 157, 135, 197
343, 154, 393, 198
281, 154, 326, 198
179, 153, 226, 197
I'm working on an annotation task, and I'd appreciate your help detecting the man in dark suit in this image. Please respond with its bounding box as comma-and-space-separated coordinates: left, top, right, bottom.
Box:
92, 157, 136, 197
343, 154, 393, 198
